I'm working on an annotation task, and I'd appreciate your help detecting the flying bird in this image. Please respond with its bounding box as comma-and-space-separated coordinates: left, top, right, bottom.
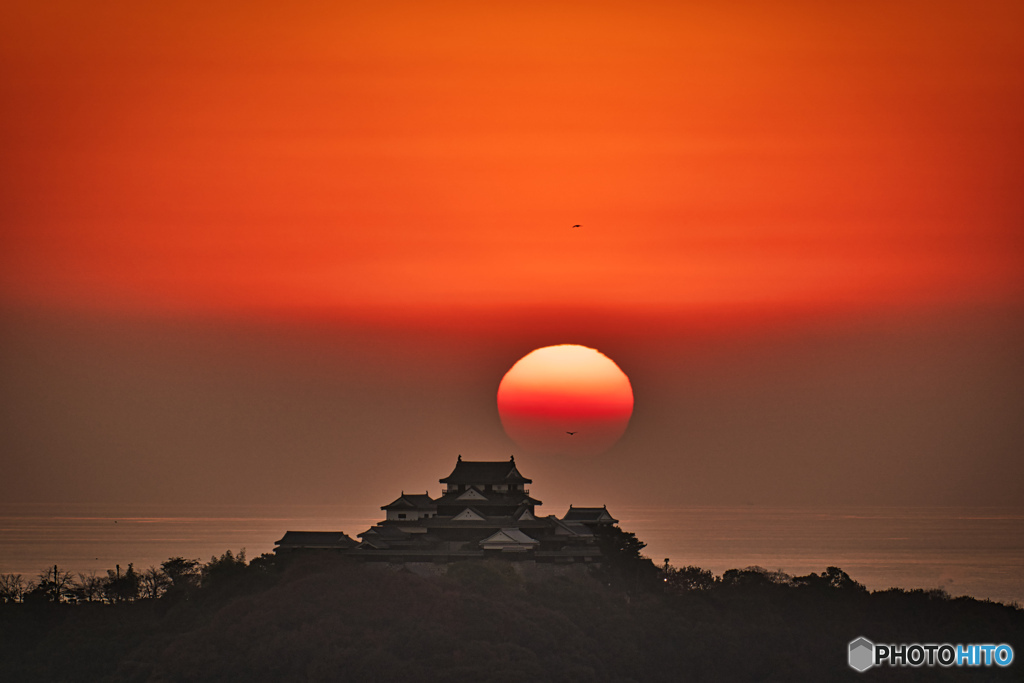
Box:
572, 224, 581, 228
566, 431, 577, 435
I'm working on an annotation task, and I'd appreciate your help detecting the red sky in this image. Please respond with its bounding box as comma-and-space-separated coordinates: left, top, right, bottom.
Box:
2, 0, 1021, 319
1, 1, 1022, 512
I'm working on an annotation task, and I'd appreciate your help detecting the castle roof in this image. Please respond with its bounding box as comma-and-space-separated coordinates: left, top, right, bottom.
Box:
439, 455, 531, 485
433, 489, 541, 508
381, 493, 436, 511
479, 528, 540, 550
420, 514, 550, 529
274, 531, 358, 550
547, 516, 595, 537
357, 523, 436, 549
562, 505, 617, 524
357, 525, 409, 541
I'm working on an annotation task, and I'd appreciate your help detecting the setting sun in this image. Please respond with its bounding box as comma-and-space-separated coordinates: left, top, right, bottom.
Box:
497, 344, 634, 457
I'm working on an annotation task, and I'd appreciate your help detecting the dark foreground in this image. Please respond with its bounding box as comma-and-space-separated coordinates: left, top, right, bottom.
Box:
2, 553, 1022, 683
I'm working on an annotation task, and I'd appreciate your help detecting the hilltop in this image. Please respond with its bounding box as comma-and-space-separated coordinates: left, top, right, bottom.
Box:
1, 542, 1021, 682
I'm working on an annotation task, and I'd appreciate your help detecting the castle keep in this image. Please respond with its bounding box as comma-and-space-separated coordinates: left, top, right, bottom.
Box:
275, 456, 616, 565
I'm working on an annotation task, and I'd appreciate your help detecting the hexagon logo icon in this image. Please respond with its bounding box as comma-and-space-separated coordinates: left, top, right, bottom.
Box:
849, 637, 874, 672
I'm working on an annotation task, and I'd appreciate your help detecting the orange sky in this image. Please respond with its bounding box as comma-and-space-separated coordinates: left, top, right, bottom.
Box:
2, 0, 1022, 322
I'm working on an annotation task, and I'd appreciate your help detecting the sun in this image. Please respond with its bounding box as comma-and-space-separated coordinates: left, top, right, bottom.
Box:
497, 344, 634, 456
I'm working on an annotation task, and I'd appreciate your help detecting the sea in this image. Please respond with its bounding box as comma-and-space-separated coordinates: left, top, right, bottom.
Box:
1, 504, 1021, 606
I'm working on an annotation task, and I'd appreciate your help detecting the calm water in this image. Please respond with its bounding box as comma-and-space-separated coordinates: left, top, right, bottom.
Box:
1, 504, 1021, 605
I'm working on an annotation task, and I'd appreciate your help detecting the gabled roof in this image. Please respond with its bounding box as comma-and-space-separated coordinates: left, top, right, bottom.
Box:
452, 507, 486, 521
357, 523, 443, 550
434, 490, 541, 508
420, 514, 550, 529
546, 516, 594, 537
274, 531, 358, 549
514, 505, 536, 521
439, 455, 532, 485
358, 534, 392, 550
563, 505, 617, 524
358, 532, 438, 551
479, 528, 540, 548
382, 493, 436, 511
357, 524, 411, 541
455, 487, 488, 501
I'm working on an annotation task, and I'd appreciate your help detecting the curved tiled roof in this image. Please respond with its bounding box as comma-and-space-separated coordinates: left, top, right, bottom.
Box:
434, 490, 541, 508
479, 528, 540, 548
439, 456, 532, 485
381, 493, 436, 510
274, 531, 358, 549
563, 505, 617, 524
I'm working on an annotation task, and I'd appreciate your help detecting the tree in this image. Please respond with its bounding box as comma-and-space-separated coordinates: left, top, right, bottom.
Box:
201, 549, 247, 590
0, 574, 28, 603
793, 566, 867, 593
74, 571, 105, 603
594, 524, 646, 562
140, 566, 170, 599
662, 564, 718, 592
104, 563, 140, 603
822, 566, 866, 592
33, 565, 74, 603
721, 565, 792, 589
160, 557, 201, 598
592, 525, 660, 591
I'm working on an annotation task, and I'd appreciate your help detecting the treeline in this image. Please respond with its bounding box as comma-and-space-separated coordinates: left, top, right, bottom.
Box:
0, 549, 251, 605
0, 527, 1021, 682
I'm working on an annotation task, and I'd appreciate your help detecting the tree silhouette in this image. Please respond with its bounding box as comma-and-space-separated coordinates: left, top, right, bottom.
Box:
160, 557, 201, 598
140, 566, 170, 599
662, 564, 718, 592
104, 564, 140, 603
592, 524, 660, 591
201, 549, 248, 592
793, 565, 867, 593
32, 565, 74, 603
74, 571, 105, 603
0, 574, 28, 603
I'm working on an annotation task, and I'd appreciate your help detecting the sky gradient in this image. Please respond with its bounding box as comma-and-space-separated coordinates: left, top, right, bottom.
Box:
1, 1, 1022, 512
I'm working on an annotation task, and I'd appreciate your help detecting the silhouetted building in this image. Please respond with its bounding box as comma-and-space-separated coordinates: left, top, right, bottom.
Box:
563, 505, 617, 525
274, 531, 358, 553
382, 493, 436, 522
274, 455, 615, 567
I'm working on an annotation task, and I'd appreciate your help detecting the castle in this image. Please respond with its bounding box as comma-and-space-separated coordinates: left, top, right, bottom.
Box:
275, 456, 616, 566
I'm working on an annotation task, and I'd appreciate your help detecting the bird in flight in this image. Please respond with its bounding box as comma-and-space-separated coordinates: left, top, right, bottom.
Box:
566, 431, 577, 436
572, 224, 581, 228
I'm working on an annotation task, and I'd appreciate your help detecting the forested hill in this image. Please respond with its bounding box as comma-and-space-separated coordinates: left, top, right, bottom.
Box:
1, 547, 1021, 682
